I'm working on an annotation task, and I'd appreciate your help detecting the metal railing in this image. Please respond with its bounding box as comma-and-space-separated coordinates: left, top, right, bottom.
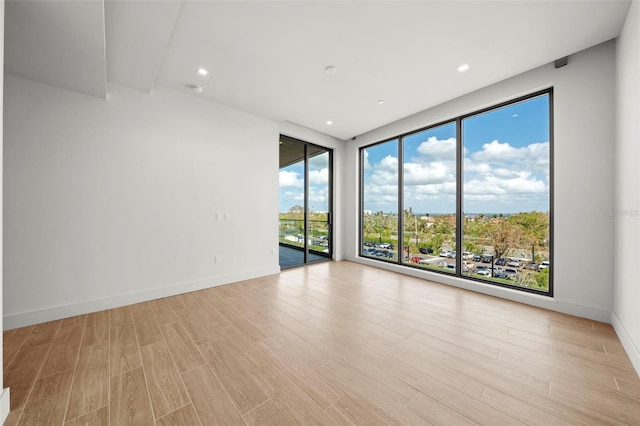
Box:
279, 218, 330, 253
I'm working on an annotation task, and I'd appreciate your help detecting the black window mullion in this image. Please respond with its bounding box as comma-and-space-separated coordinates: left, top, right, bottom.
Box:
303, 143, 309, 264
397, 137, 404, 264
359, 150, 364, 256
456, 118, 463, 276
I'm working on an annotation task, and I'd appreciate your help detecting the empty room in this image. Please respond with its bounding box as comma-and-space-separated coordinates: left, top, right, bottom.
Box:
1, 0, 639, 425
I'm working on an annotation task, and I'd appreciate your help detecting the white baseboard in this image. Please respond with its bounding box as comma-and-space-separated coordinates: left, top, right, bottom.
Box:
0, 388, 10, 425
611, 312, 640, 377
348, 257, 612, 323
3, 266, 281, 330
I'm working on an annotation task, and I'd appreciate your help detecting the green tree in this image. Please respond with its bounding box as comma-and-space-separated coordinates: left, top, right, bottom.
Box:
429, 234, 445, 253
487, 219, 520, 260
508, 211, 549, 262
534, 268, 550, 290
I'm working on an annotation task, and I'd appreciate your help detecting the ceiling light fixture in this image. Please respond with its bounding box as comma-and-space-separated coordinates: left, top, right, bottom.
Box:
457, 64, 470, 72
377, 100, 384, 104
196, 67, 208, 76
326, 120, 333, 125
324, 66, 337, 75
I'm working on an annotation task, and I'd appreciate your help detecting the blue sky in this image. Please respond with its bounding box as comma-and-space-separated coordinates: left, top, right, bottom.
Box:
279, 152, 330, 213
363, 94, 550, 214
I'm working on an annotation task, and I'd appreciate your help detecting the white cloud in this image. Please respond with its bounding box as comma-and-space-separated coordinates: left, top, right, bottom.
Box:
464, 161, 492, 174
363, 150, 371, 170
380, 155, 398, 171
471, 140, 549, 173
279, 170, 303, 188
416, 137, 456, 161
364, 155, 399, 187
403, 161, 452, 185
464, 171, 547, 195
309, 168, 328, 185
461, 140, 549, 211
363, 137, 549, 213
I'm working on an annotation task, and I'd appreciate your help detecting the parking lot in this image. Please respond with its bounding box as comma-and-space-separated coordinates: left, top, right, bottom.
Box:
362, 242, 549, 281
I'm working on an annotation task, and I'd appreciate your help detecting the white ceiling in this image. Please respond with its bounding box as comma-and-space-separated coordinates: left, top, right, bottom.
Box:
4, 0, 632, 140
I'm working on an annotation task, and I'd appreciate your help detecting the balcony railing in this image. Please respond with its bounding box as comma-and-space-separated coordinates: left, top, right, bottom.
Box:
279, 218, 330, 254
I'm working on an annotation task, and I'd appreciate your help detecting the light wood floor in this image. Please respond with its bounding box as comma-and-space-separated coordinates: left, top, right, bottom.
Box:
3, 261, 640, 425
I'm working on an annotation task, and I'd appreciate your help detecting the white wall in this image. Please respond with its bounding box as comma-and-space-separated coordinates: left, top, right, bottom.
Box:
345, 40, 617, 323
614, 0, 640, 374
3, 76, 282, 329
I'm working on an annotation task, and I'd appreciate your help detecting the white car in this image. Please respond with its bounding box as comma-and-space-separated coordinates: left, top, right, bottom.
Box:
475, 265, 491, 276
504, 268, 519, 279
538, 261, 550, 271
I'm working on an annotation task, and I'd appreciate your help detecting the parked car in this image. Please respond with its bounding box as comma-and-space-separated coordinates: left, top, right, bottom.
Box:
493, 269, 509, 279
495, 258, 507, 266
439, 251, 449, 257
475, 266, 491, 276
446, 251, 456, 258
473, 254, 482, 262
507, 259, 521, 267
410, 257, 422, 263
419, 247, 434, 254
482, 255, 493, 263
504, 267, 519, 279
462, 252, 473, 260
538, 261, 550, 271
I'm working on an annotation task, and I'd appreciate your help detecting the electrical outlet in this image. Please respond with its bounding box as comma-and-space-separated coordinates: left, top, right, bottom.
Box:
215, 212, 222, 221
215, 255, 221, 263
224, 212, 231, 220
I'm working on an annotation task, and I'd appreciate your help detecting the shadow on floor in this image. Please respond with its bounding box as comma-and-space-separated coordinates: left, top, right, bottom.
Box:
279, 244, 330, 269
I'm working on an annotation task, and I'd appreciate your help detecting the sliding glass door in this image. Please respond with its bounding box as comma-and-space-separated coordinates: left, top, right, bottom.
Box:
279, 135, 332, 268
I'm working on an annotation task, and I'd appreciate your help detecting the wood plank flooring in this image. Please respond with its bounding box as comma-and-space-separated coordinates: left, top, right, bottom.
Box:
3, 261, 640, 425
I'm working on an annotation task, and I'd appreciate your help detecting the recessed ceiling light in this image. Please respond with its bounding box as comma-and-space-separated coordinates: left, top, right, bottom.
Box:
457, 64, 470, 72
377, 100, 384, 105
324, 66, 337, 75
196, 67, 208, 76
326, 120, 333, 125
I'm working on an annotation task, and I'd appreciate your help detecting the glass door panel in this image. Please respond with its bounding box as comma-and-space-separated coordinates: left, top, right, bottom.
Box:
279, 135, 332, 268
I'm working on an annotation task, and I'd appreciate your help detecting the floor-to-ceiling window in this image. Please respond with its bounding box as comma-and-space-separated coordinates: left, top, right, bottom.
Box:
360, 90, 552, 294
401, 122, 457, 273
279, 135, 333, 268
361, 139, 399, 262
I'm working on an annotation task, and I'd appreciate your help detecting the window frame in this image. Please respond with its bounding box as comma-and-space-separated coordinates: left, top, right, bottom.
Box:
359, 88, 554, 296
